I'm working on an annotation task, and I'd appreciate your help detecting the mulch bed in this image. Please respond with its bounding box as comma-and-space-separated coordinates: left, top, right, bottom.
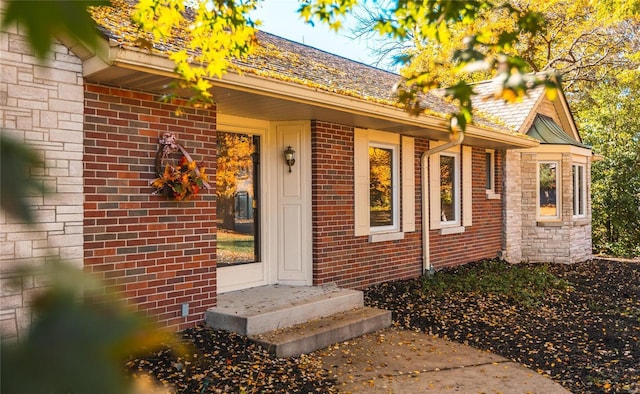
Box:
127, 259, 639, 393
126, 327, 338, 393
366, 259, 640, 393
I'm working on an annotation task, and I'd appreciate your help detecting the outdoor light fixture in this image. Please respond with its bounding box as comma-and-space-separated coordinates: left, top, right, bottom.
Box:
284, 146, 295, 172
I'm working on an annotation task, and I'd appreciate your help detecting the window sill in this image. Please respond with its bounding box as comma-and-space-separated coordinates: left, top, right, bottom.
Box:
536, 221, 563, 227
486, 191, 501, 200
439, 226, 465, 235
572, 217, 590, 226
369, 231, 404, 243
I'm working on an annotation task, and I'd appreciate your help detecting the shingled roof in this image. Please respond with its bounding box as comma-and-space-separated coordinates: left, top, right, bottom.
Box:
88, 1, 525, 133
93, 3, 507, 118
470, 78, 544, 131
238, 32, 462, 117
90, 2, 454, 111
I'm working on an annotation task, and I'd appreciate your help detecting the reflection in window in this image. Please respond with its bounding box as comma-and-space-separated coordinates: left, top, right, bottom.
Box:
217, 132, 260, 266
369, 146, 393, 227
440, 154, 456, 222
539, 162, 558, 218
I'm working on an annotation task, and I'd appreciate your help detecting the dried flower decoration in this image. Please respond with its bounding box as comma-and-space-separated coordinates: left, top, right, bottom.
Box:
151, 133, 210, 201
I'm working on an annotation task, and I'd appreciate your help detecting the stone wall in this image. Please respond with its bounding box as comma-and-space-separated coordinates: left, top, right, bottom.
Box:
506, 150, 593, 264
0, 25, 84, 341
503, 149, 523, 262
570, 161, 593, 262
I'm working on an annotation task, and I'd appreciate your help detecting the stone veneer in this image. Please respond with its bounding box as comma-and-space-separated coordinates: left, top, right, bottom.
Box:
503, 150, 523, 262
504, 150, 592, 264
0, 24, 85, 340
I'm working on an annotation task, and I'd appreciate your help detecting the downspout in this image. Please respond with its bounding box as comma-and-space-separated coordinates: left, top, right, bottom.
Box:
421, 131, 465, 275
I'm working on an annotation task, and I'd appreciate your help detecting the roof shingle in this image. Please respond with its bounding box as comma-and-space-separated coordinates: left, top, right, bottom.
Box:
88, 0, 522, 132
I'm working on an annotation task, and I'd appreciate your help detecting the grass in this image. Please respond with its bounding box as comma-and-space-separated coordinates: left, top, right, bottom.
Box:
420, 259, 570, 307
217, 230, 255, 265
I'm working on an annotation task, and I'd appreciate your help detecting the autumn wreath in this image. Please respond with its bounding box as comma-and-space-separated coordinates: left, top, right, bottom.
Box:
151, 133, 210, 201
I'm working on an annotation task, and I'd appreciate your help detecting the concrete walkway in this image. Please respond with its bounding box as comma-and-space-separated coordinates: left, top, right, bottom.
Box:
313, 327, 571, 394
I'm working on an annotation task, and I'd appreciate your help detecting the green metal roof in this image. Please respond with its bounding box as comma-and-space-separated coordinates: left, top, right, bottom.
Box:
527, 114, 590, 149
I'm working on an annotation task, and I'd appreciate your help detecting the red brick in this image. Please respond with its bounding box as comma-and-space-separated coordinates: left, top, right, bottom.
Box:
84, 84, 217, 332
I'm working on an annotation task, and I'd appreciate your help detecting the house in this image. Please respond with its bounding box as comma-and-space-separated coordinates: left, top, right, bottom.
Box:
0, 1, 591, 342
471, 80, 593, 264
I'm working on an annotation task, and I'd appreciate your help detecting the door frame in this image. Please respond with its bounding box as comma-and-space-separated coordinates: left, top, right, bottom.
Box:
216, 115, 313, 293
273, 121, 313, 286
216, 114, 271, 293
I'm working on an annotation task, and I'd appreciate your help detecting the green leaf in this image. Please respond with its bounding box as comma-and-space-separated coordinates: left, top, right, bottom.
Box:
0, 133, 46, 223
1, 0, 108, 60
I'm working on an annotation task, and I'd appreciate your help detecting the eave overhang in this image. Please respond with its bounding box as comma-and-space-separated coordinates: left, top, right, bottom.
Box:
77, 38, 538, 150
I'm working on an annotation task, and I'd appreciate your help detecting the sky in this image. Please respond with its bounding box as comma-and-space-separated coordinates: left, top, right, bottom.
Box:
250, 0, 379, 66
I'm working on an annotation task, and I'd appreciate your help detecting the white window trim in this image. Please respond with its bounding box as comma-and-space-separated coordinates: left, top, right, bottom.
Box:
402, 136, 416, 232
485, 149, 501, 200
572, 163, 587, 218
354, 128, 415, 240
439, 151, 460, 226
536, 158, 562, 222
429, 143, 472, 233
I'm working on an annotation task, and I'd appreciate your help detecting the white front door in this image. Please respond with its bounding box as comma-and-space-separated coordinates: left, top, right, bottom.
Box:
216, 116, 312, 293
274, 121, 312, 285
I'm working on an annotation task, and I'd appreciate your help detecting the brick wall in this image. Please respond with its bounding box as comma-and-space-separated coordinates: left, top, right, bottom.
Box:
311, 121, 505, 287
83, 84, 217, 331
0, 24, 84, 341
311, 121, 423, 289
429, 148, 504, 269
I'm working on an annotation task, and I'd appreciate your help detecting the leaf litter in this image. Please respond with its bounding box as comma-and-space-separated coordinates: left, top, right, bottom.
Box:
127, 259, 639, 393
366, 259, 640, 393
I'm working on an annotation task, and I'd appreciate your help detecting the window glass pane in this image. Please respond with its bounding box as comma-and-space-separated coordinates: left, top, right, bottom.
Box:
578, 166, 584, 215
571, 164, 580, 215
485, 152, 492, 190
369, 146, 393, 227
572, 164, 586, 216
440, 155, 456, 222
217, 132, 260, 266
539, 163, 558, 217
574, 164, 585, 216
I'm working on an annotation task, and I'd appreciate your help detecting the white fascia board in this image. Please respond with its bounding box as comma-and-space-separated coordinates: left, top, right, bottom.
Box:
527, 144, 592, 156
77, 40, 539, 149
463, 125, 540, 149
217, 71, 450, 130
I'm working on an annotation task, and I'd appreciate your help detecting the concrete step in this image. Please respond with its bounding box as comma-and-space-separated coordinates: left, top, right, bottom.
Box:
250, 306, 392, 358
204, 284, 364, 336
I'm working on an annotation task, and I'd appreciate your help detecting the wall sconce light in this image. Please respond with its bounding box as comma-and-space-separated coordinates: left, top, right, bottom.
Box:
284, 145, 295, 172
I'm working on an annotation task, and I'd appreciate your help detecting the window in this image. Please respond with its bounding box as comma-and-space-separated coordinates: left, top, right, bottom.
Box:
429, 143, 472, 233
369, 144, 398, 231
485, 150, 494, 191
439, 153, 458, 224
354, 129, 415, 240
217, 132, 261, 266
485, 149, 500, 199
538, 161, 560, 220
572, 164, 586, 217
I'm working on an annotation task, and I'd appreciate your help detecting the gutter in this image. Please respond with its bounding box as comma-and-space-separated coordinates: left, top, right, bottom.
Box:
75, 39, 538, 149
421, 131, 465, 274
